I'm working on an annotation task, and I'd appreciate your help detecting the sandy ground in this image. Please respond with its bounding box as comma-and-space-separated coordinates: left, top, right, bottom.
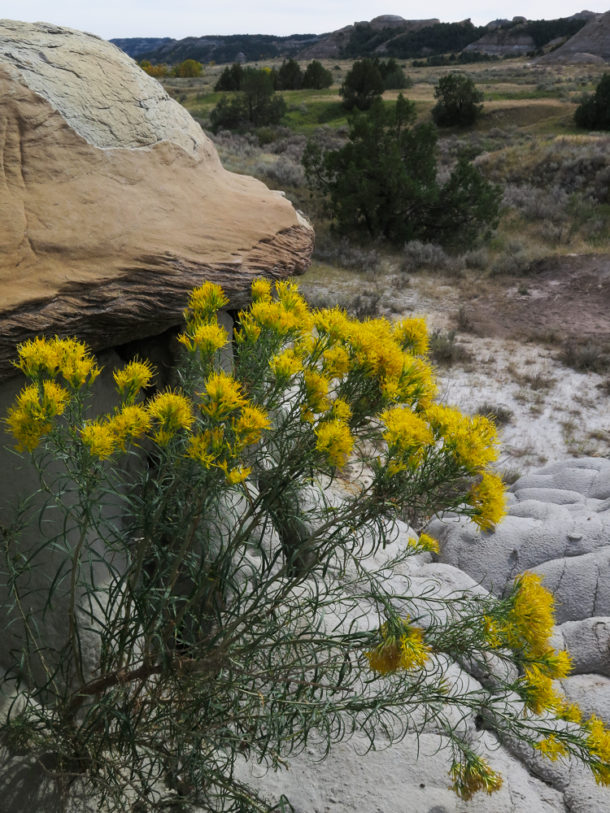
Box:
299, 253, 610, 475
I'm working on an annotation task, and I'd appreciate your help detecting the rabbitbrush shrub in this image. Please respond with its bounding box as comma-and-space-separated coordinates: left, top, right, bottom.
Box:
2, 280, 610, 811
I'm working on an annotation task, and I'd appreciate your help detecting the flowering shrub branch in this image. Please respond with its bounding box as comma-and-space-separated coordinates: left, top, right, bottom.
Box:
1, 280, 608, 810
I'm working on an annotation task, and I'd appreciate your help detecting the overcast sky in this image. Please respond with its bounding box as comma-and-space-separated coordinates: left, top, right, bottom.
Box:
3, 1, 608, 40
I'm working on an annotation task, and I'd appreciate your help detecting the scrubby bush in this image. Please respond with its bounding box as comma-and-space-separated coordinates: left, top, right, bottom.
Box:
339, 58, 384, 111
304, 96, 500, 248
574, 73, 610, 131
210, 68, 286, 131
172, 59, 203, 78
432, 73, 484, 127
215, 63, 244, 92
302, 59, 333, 90
2, 280, 610, 810
276, 58, 302, 90
139, 60, 168, 78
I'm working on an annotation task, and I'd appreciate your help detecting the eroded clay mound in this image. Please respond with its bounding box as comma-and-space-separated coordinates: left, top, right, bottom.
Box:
0, 20, 313, 380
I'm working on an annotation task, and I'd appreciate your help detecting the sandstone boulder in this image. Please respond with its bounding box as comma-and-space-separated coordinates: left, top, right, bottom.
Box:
0, 20, 313, 381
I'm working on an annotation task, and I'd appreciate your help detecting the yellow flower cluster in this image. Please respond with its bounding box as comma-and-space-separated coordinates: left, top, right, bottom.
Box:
14, 336, 100, 389
233, 405, 271, 447
312, 308, 436, 408
239, 281, 313, 341
184, 282, 229, 322
110, 405, 151, 450
303, 370, 330, 417
535, 735, 568, 761
185, 370, 270, 483
468, 472, 507, 530
519, 664, 564, 715
251, 277, 272, 302
81, 420, 118, 459
381, 407, 434, 469
314, 419, 354, 469
322, 345, 350, 379
408, 533, 440, 554
505, 572, 556, 658
7, 381, 69, 451
585, 715, 610, 785
392, 317, 429, 357
426, 405, 499, 471
147, 391, 194, 446
269, 348, 303, 380
201, 372, 247, 421
114, 359, 155, 404
449, 756, 503, 801
178, 321, 228, 356
498, 572, 577, 717
365, 620, 430, 674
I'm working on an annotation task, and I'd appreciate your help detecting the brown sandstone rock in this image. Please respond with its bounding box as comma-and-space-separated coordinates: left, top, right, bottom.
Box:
0, 20, 314, 380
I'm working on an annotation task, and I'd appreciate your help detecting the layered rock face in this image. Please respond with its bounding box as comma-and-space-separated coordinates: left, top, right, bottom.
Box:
539, 10, 610, 63
238, 458, 610, 812
0, 19, 313, 380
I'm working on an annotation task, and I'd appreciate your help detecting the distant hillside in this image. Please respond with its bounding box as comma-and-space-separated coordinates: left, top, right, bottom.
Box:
539, 9, 610, 62
114, 33, 320, 65
111, 10, 606, 65
464, 13, 594, 57
110, 37, 174, 59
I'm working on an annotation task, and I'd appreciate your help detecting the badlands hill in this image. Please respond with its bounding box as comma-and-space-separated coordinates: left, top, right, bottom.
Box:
111, 10, 608, 64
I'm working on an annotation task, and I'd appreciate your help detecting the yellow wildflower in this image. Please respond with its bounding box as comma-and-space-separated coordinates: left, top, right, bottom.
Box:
315, 419, 354, 468
269, 348, 302, 380
185, 282, 228, 321
178, 322, 228, 355
520, 664, 562, 714
541, 648, 572, 679
348, 319, 403, 382
535, 735, 569, 761
53, 338, 100, 389
218, 461, 251, 485
395, 356, 437, 408
505, 572, 555, 658
251, 277, 272, 302
329, 398, 351, 423
14, 337, 58, 378
322, 345, 350, 379
365, 620, 430, 674
6, 380, 69, 451
235, 312, 261, 344
482, 616, 502, 649
556, 700, 582, 724
109, 405, 151, 449
113, 359, 155, 403
408, 533, 439, 554
392, 317, 429, 356
585, 715, 610, 785
275, 280, 310, 317
314, 307, 351, 341
303, 370, 330, 414
468, 472, 506, 531
248, 294, 311, 338
201, 372, 246, 420
186, 429, 224, 468
233, 404, 271, 447
381, 407, 434, 458
147, 391, 194, 445
450, 756, 503, 801
426, 404, 498, 471
81, 420, 117, 459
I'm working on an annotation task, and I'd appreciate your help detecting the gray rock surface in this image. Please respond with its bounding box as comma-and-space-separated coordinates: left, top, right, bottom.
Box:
237, 458, 610, 812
